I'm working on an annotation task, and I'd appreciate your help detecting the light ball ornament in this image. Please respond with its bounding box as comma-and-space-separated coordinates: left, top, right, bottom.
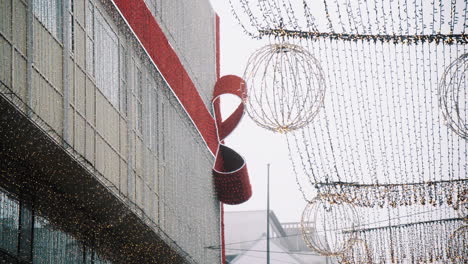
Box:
301, 195, 360, 256
438, 53, 467, 139
242, 43, 326, 133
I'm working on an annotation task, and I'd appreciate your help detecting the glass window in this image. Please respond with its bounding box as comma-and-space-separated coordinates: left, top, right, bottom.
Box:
0, 188, 110, 264
119, 46, 128, 115
86, 2, 95, 77
150, 86, 158, 151
94, 253, 111, 264
68, 0, 75, 53
0, 190, 19, 256
135, 69, 143, 133
84, 247, 93, 264
95, 10, 119, 108
33, 0, 63, 40
33, 216, 84, 264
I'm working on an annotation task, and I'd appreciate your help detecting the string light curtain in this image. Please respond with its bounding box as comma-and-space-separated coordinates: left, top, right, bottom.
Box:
286, 36, 467, 207
228, 0, 467, 262
339, 205, 467, 264
230, 0, 467, 204
228, 0, 467, 44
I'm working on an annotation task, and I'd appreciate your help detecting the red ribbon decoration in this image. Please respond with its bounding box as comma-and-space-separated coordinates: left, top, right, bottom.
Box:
212, 75, 252, 205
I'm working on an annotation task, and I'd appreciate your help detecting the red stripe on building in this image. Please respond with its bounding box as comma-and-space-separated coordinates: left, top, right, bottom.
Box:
113, 0, 218, 154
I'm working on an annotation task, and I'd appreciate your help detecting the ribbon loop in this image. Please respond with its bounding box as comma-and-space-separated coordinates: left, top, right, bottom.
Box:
212, 75, 252, 205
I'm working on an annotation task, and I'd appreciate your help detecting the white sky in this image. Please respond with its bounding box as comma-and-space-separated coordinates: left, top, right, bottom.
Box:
209, 1, 307, 223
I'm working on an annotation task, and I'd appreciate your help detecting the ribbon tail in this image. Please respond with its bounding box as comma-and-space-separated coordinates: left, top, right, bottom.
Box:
213, 145, 252, 205
211, 75, 252, 205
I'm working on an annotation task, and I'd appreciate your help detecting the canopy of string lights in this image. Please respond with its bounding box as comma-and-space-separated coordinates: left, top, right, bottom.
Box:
229, 0, 467, 262
228, 0, 467, 44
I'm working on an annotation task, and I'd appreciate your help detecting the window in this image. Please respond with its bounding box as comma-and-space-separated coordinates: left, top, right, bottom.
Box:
68, 0, 75, 53
33, 0, 63, 40
119, 46, 128, 115
33, 216, 84, 264
149, 86, 158, 151
0, 187, 113, 263
135, 69, 143, 133
0, 191, 19, 255
94, 10, 119, 108
86, 2, 95, 77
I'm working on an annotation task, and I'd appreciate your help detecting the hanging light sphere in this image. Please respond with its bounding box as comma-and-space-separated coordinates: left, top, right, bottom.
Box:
447, 226, 468, 264
242, 43, 326, 133
438, 53, 467, 139
301, 195, 359, 256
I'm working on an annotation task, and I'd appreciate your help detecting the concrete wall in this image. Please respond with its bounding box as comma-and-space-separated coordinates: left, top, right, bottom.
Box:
0, 0, 219, 263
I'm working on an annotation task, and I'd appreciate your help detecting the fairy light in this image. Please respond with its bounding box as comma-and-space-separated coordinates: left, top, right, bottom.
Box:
229, 1, 466, 262
286, 36, 467, 206
438, 53, 467, 139
300, 194, 359, 256
229, 0, 466, 44
242, 42, 326, 133
346, 218, 466, 264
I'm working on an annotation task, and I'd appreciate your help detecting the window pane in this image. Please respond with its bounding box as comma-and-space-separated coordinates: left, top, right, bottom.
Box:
84, 247, 93, 264
86, 37, 94, 77
33, 0, 63, 40
69, 13, 74, 53
136, 69, 143, 133
33, 216, 84, 264
150, 87, 158, 151
95, 253, 111, 264
119, 46, 127, 114
0, 189, 19, 256
119, 47, 127, 82
86, 3, 94, 35
95, 10, 119, 107
137, 101, 143, 133
120, 80, 127, 114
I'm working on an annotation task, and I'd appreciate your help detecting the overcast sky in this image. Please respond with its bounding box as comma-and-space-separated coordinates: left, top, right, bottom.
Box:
209, 1, 308, 223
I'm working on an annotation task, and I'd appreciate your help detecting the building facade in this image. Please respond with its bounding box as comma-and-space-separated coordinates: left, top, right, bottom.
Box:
0, 0, 221, 263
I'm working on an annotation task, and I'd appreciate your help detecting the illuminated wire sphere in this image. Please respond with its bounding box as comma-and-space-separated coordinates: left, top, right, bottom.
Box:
242, 43, 326, 133
438, 53, 467, 139
447, 225, 468, 264
301, 195, 359, 256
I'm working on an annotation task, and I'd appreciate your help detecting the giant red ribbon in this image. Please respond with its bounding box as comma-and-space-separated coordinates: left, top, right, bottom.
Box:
212, 75, 252, 205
